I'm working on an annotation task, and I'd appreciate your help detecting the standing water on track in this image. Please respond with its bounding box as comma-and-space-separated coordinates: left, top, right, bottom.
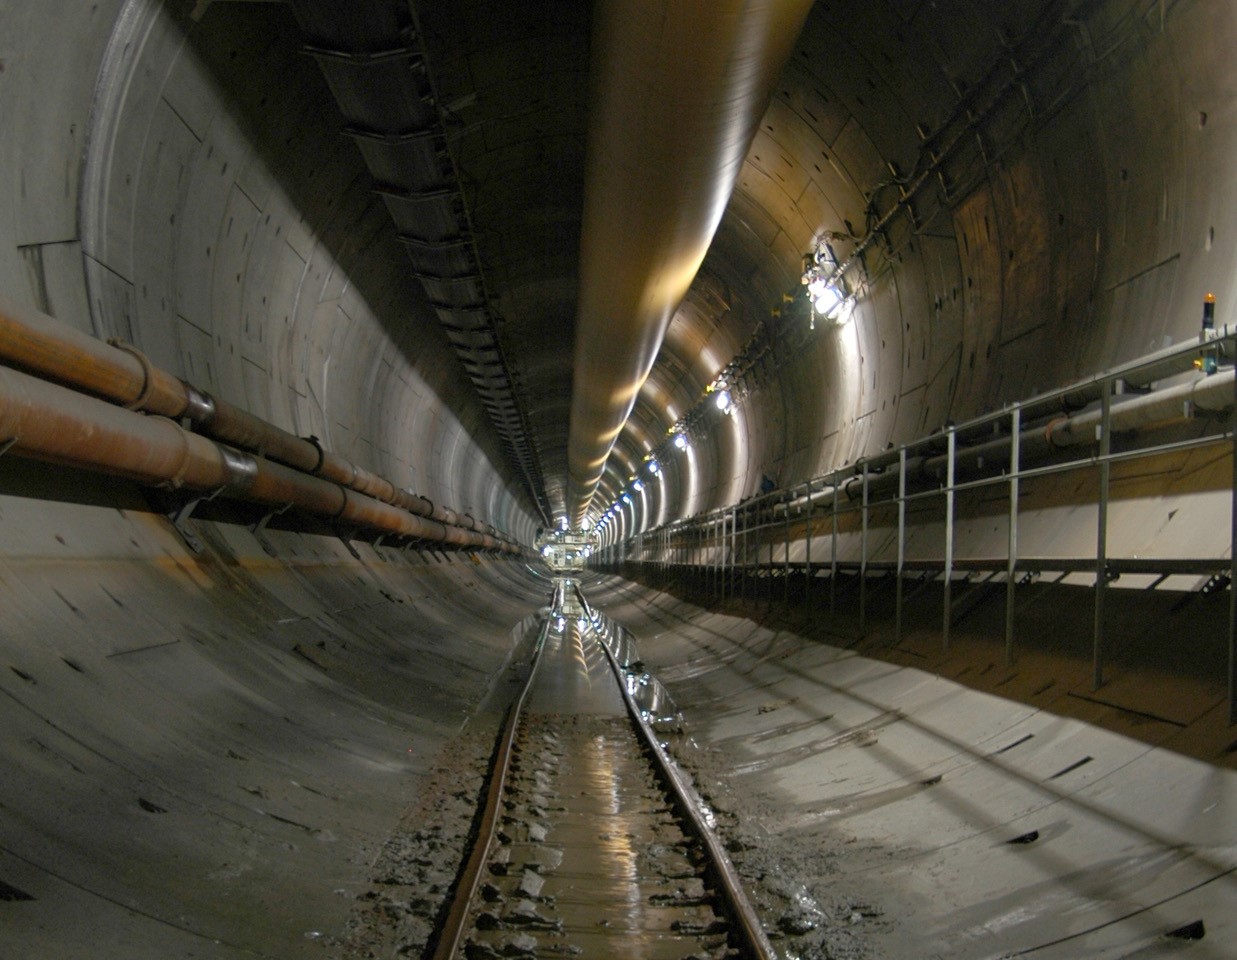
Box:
459, 712, 732, 959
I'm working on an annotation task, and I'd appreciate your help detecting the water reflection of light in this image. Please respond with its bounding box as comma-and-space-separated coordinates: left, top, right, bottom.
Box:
584, 730, 642, 951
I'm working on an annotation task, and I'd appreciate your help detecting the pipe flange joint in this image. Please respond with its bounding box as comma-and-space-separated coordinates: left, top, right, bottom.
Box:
332, 483, 350, 520
220, 447, 260, 492
302, 434, 327, 475
181, 383, 217, 425
156, 419, 194, 491
107, 339, 156, 410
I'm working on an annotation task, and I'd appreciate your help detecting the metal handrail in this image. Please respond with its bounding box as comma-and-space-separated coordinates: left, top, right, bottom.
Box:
593, 332, 1237, 724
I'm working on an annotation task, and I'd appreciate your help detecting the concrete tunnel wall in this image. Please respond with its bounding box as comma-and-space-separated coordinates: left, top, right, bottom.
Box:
0, 0, 1235, 957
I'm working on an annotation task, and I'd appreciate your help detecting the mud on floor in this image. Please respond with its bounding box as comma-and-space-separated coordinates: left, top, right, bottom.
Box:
337, 725, 496, 959
668, 733, 892, 960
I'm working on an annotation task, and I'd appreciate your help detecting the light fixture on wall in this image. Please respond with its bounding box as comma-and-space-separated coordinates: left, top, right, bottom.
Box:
673, 432, 688, 451
802, 237, 848, 329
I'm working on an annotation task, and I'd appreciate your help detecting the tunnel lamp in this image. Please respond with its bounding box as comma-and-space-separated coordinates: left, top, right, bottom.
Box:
622, 493, 632, 504
647, 459, 660, 475
809, 278, 843, 314
802, 238, 847, 329
673, 433, 689, 451
633, 479, 644, 492
541, 545, 552, 558
558, 516, 569, 530
715, 389, 733, 414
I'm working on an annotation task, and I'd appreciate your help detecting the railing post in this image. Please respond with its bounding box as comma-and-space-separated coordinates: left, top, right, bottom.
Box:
784, 493, 791, 608
740, 508, 748, 604
896, 447, 906, 646
730, 506, 738, 603
698, 525, 705, 596
1006, 405, 1021, 664
805, 481, 813, 607
860, 462, 869, 637
830, 470, 839, 618
1094, 383, 1111, 690
713, 517, 721, 599
1230, 362, 1236, 725
715, 517, 722, 598
943, 425, 956, 652
767, 499, 775, 608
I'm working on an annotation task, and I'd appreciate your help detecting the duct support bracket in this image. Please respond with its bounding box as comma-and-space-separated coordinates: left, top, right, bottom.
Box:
168, 485, 229, 555
252, 501, 295, 558
329, 525, 363, 561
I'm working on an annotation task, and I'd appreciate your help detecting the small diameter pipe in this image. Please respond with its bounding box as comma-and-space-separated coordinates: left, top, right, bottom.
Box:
0, 363, 516, 553
0, 295, 516, 549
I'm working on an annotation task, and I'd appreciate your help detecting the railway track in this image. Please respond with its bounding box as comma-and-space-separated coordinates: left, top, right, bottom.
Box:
429, 580, 774, 960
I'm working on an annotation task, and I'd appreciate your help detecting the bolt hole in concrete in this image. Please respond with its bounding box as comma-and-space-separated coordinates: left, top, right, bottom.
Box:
0, 879, 35, 902
60, 657, 84, 673
1005, 830, 1040, 845
138, 798, 168, 814
1046, 755, 1093, 780
1166, 919, 1205, 940
8, 665, 34, 683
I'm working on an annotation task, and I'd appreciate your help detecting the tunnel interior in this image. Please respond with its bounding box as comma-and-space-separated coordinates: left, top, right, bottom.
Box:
1, 0, 1235, 957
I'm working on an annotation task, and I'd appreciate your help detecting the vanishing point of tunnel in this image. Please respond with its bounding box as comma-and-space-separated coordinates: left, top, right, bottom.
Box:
1, 0, 1235, 957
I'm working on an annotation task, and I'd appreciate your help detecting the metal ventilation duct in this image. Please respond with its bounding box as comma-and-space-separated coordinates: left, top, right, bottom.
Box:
565, 0, 814, 526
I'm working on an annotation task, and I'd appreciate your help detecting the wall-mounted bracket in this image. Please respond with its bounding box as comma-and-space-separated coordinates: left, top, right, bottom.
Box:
332, 526, 362, 560
251, 502, 294, 557
167, 485, 228, 554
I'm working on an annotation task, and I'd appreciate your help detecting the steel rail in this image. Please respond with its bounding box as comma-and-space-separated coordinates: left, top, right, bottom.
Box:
574, 585, 779, 960
428, 612, 552, 960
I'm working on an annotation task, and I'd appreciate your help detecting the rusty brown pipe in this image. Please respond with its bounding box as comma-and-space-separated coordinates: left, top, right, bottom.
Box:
0, 362, 236, 490
0, 295, 516, 548
0, 294, 188, 418
0, 362, 518, 554
565, 0, 813, 525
